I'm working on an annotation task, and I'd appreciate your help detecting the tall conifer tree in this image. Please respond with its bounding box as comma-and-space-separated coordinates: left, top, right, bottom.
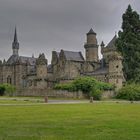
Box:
116, 5, 140, 82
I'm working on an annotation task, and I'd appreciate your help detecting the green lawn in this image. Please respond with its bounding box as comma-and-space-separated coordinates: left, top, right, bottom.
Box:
0, 102, 140, 140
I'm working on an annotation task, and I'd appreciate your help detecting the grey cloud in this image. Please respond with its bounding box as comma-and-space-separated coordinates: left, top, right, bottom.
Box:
0, 0, 139, 63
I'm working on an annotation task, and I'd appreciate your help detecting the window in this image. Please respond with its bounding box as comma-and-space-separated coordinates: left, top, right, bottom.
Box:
116, 65, 119, 68
22, 76, 27, 88
7, 76, 12, 84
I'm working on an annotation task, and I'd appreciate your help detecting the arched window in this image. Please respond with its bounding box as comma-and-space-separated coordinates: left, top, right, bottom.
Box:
22, 76, 27, 88
7, 75, 12, 84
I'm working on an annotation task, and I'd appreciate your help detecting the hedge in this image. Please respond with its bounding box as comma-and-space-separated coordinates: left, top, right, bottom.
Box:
116, 84, 140, 101
54, 77, 114, 100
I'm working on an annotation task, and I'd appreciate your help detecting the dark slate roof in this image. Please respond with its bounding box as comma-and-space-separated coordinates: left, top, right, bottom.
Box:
106, 35, 117, 48
19, 56, 36, 65
6, 55, 36, 65
6, 55, 19, 65
92, 67, 108, 75
87, 28, 96, 35
84, 67, 108, 76
63, 50, 85, 62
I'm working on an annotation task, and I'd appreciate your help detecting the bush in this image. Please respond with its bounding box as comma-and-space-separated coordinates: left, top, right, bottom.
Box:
54, 76, 114, 100
116, 84, 140, 101
90, 86, 102, 100
73, 77, 97, 93
0, 85, 6, 96
54, 83, 77, 92
0, 84, 16, 96
97, 82, 114, 90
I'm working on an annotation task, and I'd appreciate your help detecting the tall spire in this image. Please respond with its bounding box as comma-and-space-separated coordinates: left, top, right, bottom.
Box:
14, 26, 18, 43
12, 26, 19, 55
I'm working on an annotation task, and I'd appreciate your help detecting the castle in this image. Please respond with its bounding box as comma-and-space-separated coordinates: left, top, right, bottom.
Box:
0, 28, 125, 92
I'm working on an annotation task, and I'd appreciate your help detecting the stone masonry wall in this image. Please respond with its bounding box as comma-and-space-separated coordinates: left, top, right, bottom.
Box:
14, 89, 114, 99
15, 89, 86, 99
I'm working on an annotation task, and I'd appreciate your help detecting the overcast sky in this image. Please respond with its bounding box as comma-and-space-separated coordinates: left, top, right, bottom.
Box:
0, 0, 139, 63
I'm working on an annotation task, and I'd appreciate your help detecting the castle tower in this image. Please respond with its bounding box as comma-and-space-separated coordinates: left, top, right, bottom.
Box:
84, 28, 98, 62
12, 27, 19, 56
108, 52, 124, 90
36, 53, 48, 78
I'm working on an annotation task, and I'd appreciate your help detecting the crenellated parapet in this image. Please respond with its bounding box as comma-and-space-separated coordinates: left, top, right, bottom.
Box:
108, 52, 123, 61
36, 53, 48, 79
36, 53, 48, 65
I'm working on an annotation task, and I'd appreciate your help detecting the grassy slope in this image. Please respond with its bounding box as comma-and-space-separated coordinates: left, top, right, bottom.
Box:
0, 103, 140, 140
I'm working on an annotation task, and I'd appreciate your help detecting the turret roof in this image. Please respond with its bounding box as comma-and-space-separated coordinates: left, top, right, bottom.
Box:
87, 28, 96, 35
106, 35, 117, 48
13, 27, 18, 43
101, 41, 105, 47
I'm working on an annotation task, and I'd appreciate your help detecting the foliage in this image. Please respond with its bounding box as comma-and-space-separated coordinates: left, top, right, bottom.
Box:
90, 86, 102, 100
116, 5, 140, 82
72, 76, 97, 93
0, 84, 16, 96
116, 84, 140, 101
54, 82, 76, 92
54, 76, 114, 100
0, 85, 6, 96
96, 81, 114, 91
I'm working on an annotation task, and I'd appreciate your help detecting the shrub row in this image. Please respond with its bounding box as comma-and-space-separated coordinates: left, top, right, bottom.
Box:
54, 77, 114, 100
116, 84, 140, 101
0, 84, 16, 96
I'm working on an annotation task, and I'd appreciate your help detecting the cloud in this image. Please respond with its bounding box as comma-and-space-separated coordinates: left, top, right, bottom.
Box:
0, 0, 139, 63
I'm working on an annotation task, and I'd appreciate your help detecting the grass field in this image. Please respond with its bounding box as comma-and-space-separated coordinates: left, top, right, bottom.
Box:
0, 101, 140, 140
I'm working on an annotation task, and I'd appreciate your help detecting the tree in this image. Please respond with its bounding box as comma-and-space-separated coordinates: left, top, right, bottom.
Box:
116, 5, 140, 82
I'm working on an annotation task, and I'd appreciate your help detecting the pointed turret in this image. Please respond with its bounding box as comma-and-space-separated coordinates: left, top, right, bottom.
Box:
14, 27, 18, 43
84, 28, 98, 62
87, 28, 96, 35
101, 41, 105, 55
12, 27, 19, 55
101, 41, 105, 47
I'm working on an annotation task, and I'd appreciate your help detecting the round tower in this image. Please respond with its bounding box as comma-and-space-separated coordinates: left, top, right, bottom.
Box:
84, 28, 98, 62
108, 52, 124, 90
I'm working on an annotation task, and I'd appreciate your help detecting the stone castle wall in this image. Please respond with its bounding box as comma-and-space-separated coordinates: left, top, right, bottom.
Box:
14, 89, 114, 99
15, 89, 86, 99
